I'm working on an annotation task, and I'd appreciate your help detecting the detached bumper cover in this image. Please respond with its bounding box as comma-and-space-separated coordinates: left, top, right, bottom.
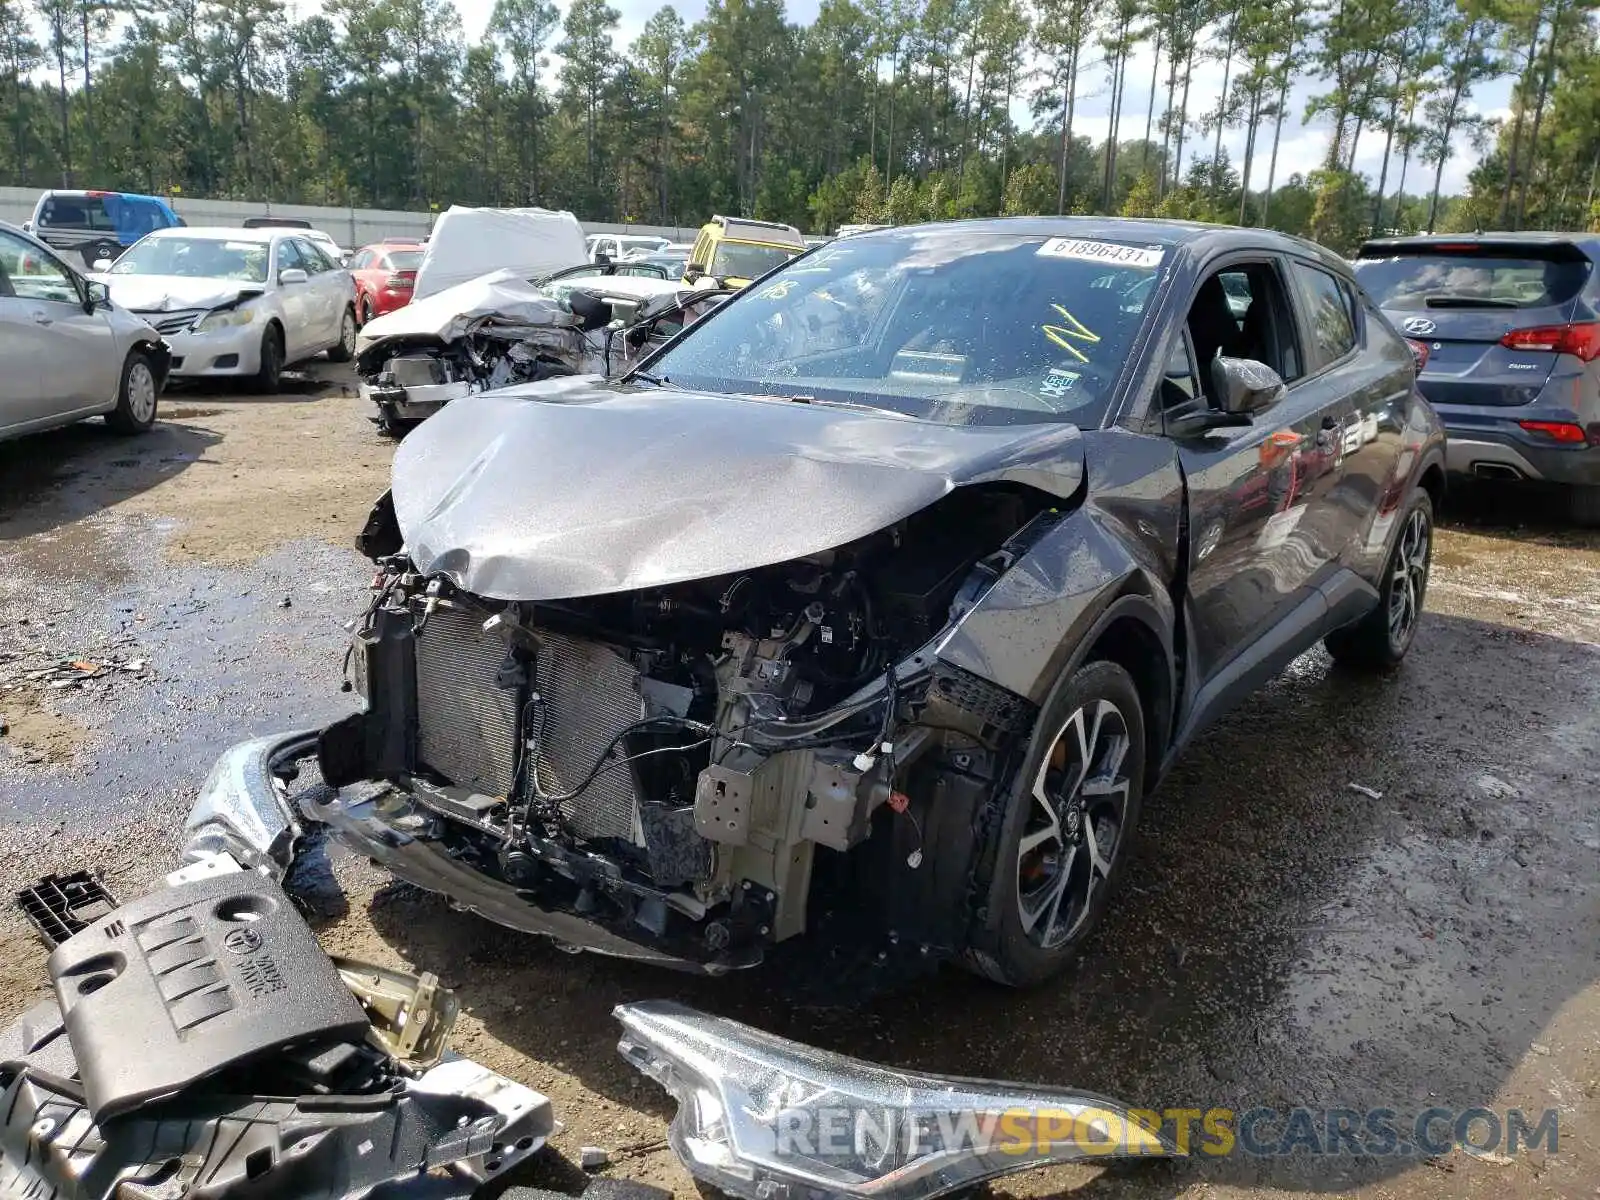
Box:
614, 1000, 1175, 1200
181, 729, 318, 878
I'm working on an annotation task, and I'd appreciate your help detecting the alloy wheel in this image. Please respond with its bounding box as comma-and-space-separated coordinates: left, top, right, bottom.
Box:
1387, 507, 1430, 647
126, 360, 157, 424
341, 309, 356, 353
1016, 698, 1132, 950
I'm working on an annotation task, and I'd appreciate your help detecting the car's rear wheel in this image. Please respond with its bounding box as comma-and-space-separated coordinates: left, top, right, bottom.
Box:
328, 305, 357, 362
1568, 484, 1600, 528
105, 349, 160, 434
358, 295, 374, 325
1325, 487, 1433, 670
252, 325, 284, 393
964, 659, 1145, 988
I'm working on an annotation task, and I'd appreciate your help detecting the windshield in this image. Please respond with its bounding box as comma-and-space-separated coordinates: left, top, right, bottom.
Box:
39, 193, 116, 231
649, 228, 1166, 427
387, 250, 422, 270
109, 236, 270, 282
1354, 253, 1589, 311
709, 241, 798, 280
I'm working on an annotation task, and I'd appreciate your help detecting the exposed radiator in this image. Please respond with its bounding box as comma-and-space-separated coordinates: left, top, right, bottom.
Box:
529, 630, 646, 844
411, 606, 645, 843
413, 605, 521, 797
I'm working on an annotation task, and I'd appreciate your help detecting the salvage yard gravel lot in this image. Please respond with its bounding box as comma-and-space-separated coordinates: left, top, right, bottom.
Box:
1, 367, 1596, 1200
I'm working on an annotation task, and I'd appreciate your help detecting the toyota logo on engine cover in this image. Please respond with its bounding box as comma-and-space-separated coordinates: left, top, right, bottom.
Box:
223, 927, 262, 955
1402, 317, 1437, 336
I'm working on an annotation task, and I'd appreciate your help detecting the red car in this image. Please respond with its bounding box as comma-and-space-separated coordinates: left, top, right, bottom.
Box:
350, 241, 424, 323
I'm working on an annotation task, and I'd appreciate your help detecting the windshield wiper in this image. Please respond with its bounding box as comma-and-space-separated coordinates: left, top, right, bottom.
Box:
1423, 294, 1522, 309
629, 370, 677, 388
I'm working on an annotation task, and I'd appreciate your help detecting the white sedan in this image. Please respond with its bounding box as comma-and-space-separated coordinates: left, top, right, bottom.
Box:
96, 227, 357, 391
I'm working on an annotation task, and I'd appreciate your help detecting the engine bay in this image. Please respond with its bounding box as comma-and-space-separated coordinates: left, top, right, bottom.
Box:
322, 485, 1057, 967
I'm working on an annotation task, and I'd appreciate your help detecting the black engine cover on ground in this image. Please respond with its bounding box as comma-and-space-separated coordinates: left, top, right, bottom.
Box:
48, 871, 368, 1120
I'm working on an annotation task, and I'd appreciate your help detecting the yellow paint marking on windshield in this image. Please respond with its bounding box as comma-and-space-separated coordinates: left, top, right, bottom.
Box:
756, 279, 797, 300
1042, 304, 1101, 363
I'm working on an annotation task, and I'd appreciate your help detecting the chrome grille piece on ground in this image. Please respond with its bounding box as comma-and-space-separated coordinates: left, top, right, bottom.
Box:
530, 629, 646, 843
414, 604, 520, 796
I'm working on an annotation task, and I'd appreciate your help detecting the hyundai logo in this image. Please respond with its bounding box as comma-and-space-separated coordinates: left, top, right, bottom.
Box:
223, 927, 263, 955
1402, 317, 1437, 336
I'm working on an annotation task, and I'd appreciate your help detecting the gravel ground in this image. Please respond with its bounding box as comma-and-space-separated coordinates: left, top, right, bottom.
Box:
0, 370, 1595, 1200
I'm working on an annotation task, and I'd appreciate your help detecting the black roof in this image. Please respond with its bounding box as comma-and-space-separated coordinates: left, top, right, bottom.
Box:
1359, 231, 1600, 255
851, 215, 1350, 272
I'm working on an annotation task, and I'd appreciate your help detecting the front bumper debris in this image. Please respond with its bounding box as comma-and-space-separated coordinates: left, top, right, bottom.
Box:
181, 731, 756, 972
1, 868, 555, 1200
615, 1000, 1175, 1200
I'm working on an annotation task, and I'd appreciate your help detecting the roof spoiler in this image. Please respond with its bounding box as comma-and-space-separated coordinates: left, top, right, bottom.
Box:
1357, 237, 1588, 263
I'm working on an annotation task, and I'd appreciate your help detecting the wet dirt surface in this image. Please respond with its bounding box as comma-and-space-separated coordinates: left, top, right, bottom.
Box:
1, 381, 1596, 1200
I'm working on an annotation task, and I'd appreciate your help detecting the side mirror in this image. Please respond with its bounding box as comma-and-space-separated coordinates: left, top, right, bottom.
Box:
1211, 355, 1286, 416
20, 220, 30, 232
92, 257, 113, 272
84, 280, 110, 311
279, 267, 308, 285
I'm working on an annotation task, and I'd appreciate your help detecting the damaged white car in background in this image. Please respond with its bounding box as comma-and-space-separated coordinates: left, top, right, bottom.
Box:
355, 271, 730, 435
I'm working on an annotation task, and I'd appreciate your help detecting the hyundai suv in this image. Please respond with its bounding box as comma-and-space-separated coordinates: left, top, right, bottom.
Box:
1353, 234, 1600, 523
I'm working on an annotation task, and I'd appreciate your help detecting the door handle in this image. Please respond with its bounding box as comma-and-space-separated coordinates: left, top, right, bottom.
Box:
31, 310, 52, 325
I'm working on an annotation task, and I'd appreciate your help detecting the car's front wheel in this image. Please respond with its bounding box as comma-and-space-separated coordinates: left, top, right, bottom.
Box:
105, 349, 160, 434
1324, 487, 1433, 670
328, 305, 357, 362
252, 325, 284, 393
964, 659, 1146, 988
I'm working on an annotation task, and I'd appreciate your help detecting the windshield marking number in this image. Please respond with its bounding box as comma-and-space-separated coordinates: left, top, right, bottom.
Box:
756, 280, 797, 300
1037, 237, 1164, 269
1043, 304, 1101, 363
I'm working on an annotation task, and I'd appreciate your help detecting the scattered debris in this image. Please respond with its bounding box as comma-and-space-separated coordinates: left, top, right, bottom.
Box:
579, 1146, 611, 1171
279, 596, 293, 608
15, 871, 119, 948
1347, 782, 1383, 800
1474, 772, 1518, 799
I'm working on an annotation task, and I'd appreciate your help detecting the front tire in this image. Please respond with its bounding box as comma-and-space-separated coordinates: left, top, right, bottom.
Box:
964, 659, 1146, 988
105, 349, 160, 434
328, 305, 357, 362
1324, 487, 1433, 671
252, 325, 284, 393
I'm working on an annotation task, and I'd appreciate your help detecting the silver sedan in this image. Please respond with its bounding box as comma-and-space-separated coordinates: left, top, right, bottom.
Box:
0, 220, 170, 444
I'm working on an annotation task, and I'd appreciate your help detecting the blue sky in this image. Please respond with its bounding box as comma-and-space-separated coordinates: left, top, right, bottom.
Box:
448, 0, 1509, 196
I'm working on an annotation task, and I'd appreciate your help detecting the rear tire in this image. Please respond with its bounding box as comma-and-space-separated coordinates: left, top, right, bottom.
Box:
962, 659, 1146, 988
328, 305, 357, 362
252, 325, 284, 393
105, 349, 160, 434
358, 295, 374, 325
1325, 487, 1433, 671
1568, 484, 1600, 528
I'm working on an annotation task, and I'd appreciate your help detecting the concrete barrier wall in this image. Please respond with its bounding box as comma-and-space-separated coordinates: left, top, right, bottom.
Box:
0, 186, 696, 246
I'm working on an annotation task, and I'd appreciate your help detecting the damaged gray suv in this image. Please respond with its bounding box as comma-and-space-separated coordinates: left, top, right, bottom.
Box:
206, 220, 1445, 987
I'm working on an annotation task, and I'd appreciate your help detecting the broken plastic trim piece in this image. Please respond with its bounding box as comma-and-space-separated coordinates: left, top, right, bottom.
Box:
15, 872, 118, 949
615, 1000, 1175, 1200
335, 958, 461, 1071
180, 729, 318, 879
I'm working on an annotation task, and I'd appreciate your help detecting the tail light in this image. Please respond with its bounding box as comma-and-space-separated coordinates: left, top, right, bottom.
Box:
1405, 338, 1430, 372
1517, 420, 1589, 445
384, 273, 415, 290
1499, 322, 1600, 361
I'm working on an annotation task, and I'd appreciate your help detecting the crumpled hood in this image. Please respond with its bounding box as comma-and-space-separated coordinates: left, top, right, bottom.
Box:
392, 377, 1085, 601
102, 274, 264, 312
356, 268, 572, 356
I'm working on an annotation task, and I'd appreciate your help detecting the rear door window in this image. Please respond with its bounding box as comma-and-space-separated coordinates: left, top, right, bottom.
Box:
1354, 252, 1590, 311
1291, 263, 1358, 370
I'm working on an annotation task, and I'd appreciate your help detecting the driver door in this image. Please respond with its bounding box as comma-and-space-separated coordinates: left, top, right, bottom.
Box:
1165, 256, 1347, 702
273, 239, 312, 359
0, 227, 119, 423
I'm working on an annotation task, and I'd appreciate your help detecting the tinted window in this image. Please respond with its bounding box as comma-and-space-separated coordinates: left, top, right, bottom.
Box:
109, 235, 270, 282
350, 249, 375, 270
38, 194, 116, 231
649, 229, 1168, 427
295, 239, 335, 272
386, 249, 422, 270
708, 241, 798, 280
1293, 264, 1357, 368
1353, 253, 1589, 311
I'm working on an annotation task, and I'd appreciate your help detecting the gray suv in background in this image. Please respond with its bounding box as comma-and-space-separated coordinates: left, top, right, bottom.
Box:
1353, 234, 1600, 524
